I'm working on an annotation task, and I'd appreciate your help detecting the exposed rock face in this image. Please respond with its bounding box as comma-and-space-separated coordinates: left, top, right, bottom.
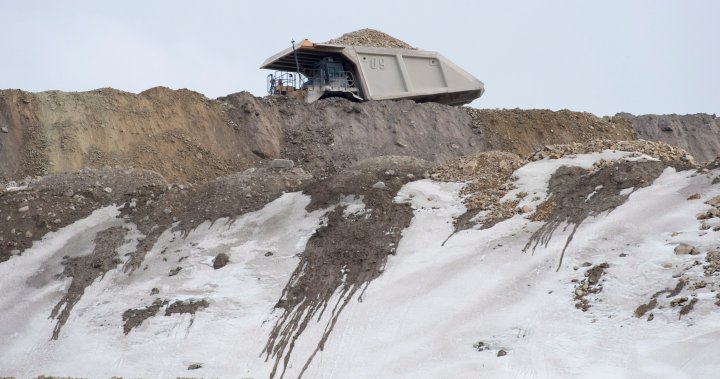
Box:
620, 113, 720, 162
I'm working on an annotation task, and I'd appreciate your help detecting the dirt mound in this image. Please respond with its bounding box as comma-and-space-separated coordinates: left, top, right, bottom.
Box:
619, 113, 720, 162
0, 88, 275, 183
465, 108, 636, 158
325, 28, 416, 49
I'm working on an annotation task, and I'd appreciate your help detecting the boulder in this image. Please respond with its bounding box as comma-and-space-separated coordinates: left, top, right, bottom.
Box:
271, 159, 294, 169
213, 253, 229, 269
674, 243, 696, 255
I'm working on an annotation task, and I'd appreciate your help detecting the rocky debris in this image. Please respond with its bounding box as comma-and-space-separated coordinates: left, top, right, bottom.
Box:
697, 196, 720, 222
697, 207, 720, 220
123, 298, 209, 335
466, 109, 636, 157
122, 299, 168, 335
573, 263, 609, 311
1, 126, 8, 133
473, 341, 491, 352
704, 251, 720, 276
168, 267, 182, 276
270, 159, 294, 169
674, 243, 698, 255
634, 297, 658, 319
325, 28, 416, 49
371, 181, 386, 189
50, 226, 127, 339
472, 341, 508, 357
188, 363, 203, 370
432, 151, 524, 229
29, 168, 167, 200
525, 160, 666, 270
619, 113, 720, 162
670, 296, 688, 307
213, 252, 229, 269
632, 276, 713, 320
529, 139, 697, 168
707, 195, 720, 207
687, 193, 701, 200
165, 299, 209, 317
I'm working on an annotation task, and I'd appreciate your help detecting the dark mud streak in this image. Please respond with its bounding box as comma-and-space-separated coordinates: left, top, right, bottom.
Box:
50, 226, 127, 340
165, 298, 210, 328
523, 161, 666, 271
634, 280, 687, 318
679, 298, 698, 319
122, 298, 168, 334
263, 160, 425, 379
119, 170, 309, 273
122, 298, 208, 335
667, 279, 687, 298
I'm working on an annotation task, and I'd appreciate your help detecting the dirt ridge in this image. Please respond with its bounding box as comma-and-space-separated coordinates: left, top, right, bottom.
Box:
1, 87, 639, 185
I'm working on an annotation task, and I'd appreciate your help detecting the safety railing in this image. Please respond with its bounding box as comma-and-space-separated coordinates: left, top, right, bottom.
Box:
267, 71, 308, 95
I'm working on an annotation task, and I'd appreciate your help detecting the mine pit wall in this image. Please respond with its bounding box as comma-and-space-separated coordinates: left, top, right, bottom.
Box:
2, 86, 641, 184
0, 90, 44, 181
620, 113, 720, 162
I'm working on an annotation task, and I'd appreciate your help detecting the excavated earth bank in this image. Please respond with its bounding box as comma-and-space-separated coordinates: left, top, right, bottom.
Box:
0, 88, 637, 185
619, 112, 720, 162
2, 85, 720, 379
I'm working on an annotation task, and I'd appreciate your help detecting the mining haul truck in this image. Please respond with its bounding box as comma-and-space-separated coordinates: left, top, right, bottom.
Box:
261, 39, 485, 106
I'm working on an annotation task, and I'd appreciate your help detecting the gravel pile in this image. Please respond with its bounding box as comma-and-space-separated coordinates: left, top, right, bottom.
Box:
529, 139, 698, 168
432, 151, 525, 227
325, 28, 417, 49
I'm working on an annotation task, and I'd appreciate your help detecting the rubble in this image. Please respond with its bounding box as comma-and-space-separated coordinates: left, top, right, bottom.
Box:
529, 139, 697, 168
325, 28, 416, 49
674, 243, 698, 255
431, 151, 524, 228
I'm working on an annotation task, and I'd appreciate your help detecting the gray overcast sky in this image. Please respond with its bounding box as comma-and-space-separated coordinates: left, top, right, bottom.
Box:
1, 0, 718, 116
